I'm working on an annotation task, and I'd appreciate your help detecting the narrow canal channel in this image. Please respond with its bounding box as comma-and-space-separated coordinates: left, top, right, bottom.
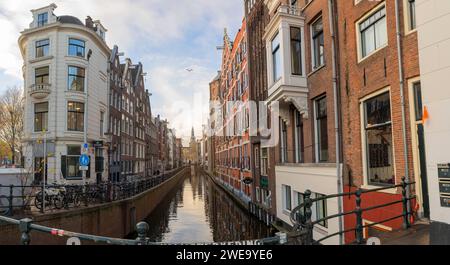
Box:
132, 167, 273, 243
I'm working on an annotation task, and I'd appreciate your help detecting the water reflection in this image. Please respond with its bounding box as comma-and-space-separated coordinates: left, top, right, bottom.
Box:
141, 169, 272, 243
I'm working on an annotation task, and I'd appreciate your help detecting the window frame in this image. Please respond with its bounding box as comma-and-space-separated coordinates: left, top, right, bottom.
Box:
34, 102, 49, 132
360, 88, 396, 188
356, 3, 388, 61
67, 101, 85, 132
37, 12, 48, 27
311, 16, 324, 70
68, 38, 86, 58
290, 26, 303, 76
67, 66, 85, 92
35, 39, 50, 58
271, 32, 282, 82
315, 96, 328, 163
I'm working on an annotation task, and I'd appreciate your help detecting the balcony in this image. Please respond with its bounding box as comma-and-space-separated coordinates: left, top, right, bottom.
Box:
29, 84, 51, 99
264, 4, 308, 119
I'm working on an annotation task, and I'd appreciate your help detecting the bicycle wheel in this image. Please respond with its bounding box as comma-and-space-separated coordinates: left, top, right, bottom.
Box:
0, 195, 10, 215
53, 195, 64, 209
73, 194, 81, 208
34, 192, 43, 210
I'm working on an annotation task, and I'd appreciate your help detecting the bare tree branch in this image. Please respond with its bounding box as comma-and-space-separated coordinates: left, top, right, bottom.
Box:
0, 87, 24, 165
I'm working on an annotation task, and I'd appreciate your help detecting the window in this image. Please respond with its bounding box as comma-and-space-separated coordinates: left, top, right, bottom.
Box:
282, 185, 292, 211
316, 97, 328, 162
293, 191, 305, 222
295, 111, 304, 163
280, 118, 287, 163
67, 101, 84, 132
100, 111, 104, 136
359, 6, 387, 58
68, 38, 85, 57
290, 27, 302, 75
272, 32, 282, 81
68, 66, 85, 92
256, 187, 261, 203
312, 17, 324, 69
413, 82, 422, 121
34, 102, 48, 132
407, 0, 416, 30
312, 193, 328, 228
62, 145, 82, 179
36, 39, 49, 58
37, 13, 48, 27
363, 92, 394, 186
35, 66, 49, 84
261, 148, 268, 176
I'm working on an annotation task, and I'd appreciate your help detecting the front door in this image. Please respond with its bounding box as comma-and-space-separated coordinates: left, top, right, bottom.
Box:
413, 81, 430, 218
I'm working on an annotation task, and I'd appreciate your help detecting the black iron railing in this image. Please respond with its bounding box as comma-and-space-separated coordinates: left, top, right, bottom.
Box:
289, 177, 416, 245
0, 215, 288, 245
0, 167, 186, 216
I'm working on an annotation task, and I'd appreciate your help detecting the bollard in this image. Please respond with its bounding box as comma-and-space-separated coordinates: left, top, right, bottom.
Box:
19, 218, 33, 245
355, 189, 364, 244
135, 222, 150, 245
401, 177, 411, 229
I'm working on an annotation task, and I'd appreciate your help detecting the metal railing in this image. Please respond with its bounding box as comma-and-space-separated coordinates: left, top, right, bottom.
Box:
0, 167, 185, 216
0, 215, 288, 245
289, 177, 416, 245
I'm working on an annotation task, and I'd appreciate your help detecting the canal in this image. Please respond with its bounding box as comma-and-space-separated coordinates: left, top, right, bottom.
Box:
132, 167, 273, 243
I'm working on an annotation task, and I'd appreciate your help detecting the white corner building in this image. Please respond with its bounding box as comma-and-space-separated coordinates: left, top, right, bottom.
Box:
19, 4, 110, 184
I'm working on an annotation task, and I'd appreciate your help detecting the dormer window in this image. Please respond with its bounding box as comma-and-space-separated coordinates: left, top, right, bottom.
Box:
99, 29, 105, 39
37, 12, 48, 27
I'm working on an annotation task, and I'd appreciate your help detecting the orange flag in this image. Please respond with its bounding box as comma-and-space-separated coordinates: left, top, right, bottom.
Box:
422, 106, 429, 124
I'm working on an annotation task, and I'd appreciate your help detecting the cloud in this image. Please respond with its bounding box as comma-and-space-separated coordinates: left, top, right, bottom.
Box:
0, 0, 243, 143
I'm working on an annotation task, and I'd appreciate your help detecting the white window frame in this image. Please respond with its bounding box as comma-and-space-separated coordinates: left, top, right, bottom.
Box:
403, 0, 417, 34
356, 1, 388, 62
282, 184, 292, 212
359, 87, 397, 193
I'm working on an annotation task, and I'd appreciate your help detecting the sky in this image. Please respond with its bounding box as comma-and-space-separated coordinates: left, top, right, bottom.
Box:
0, 0, 244, 146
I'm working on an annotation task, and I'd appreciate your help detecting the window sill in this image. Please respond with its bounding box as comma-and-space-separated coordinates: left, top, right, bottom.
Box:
29, 55, 54, 64
361, 184, 398, 194
357, 45, 388, 64
308, 64, 326, 77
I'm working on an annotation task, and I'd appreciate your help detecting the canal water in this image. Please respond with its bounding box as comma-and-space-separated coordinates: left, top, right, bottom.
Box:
135, 167, 272, 243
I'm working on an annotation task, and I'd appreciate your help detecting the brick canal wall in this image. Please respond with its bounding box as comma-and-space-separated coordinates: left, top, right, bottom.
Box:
0, 167, 189, 245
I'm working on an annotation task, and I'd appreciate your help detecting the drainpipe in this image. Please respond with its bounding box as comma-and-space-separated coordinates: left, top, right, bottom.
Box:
394, 0, 411, 212
328, 0, 344, 245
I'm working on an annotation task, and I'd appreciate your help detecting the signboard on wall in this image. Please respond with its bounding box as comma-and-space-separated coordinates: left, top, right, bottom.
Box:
438, 164, 450, 208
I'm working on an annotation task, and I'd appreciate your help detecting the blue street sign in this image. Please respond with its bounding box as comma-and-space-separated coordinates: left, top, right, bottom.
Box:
83, 143, 88, 149
79, 154, 90, 167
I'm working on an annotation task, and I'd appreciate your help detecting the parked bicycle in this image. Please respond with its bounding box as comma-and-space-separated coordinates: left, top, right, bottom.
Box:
34, 184, 65, 210
61, 186, 81, 208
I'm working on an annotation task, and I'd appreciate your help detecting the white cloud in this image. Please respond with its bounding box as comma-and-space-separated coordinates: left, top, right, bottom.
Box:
0, 0, 243, 143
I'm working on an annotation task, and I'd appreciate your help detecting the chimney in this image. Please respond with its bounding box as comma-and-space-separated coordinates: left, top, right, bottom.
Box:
85, 16, 94, 29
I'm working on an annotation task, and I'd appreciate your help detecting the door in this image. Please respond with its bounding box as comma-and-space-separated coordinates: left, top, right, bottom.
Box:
417, 124, 430, 218
413, 81, 430, 218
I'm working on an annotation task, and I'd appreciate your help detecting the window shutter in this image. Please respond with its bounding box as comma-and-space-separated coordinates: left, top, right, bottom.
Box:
61, 156, 67, 179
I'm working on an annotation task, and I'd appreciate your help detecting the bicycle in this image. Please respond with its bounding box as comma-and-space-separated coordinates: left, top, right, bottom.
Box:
34, 185, 65, 210
0, 195, 11, 216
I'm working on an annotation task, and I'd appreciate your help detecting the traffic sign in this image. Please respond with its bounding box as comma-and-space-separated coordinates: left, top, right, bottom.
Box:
79, 166, 89, 171
79, 154, 90, 167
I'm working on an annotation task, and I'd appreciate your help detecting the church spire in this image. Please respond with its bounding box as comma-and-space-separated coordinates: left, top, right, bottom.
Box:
191, 127, 195, 141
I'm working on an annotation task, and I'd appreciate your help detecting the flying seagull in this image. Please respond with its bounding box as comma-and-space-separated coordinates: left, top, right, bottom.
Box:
185, 68, 193, 72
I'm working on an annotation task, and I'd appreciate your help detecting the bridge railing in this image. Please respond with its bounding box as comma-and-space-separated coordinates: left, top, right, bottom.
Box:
0, 215, 288, 245
0, 167, 186, 216
289, 177, 416, 245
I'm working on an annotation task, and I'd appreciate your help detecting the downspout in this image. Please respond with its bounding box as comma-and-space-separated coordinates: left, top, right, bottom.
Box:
394, 0, 411, 214
328, 0, 344, 245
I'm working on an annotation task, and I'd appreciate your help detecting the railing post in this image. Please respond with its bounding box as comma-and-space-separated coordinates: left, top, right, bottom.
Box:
9, 185, 13, 216
355, 189, 364, 244
401, 177, 411, 229
135, 221, 149, 245
19, 218, 33, 245
303, 190, 313, 245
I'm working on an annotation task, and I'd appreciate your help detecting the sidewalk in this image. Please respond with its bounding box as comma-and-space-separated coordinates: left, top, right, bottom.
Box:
377, 223, 430, 245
